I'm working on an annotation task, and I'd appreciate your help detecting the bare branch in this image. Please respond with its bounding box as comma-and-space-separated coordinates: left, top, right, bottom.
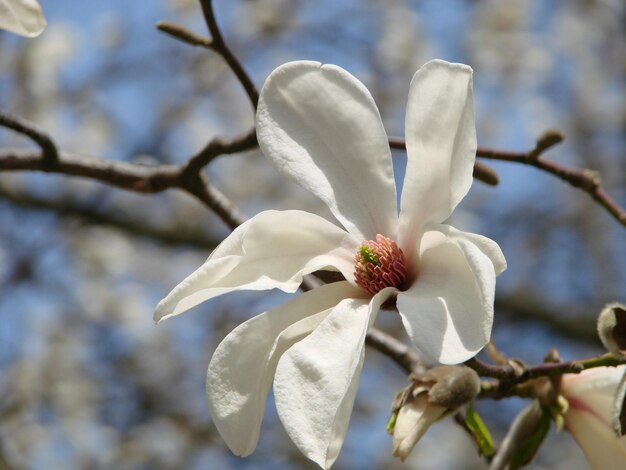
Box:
0, 185, 220, 250
156, 21, 212, 48
0, 148, 180, 192
365, 328, 425, 375
477, 130, 626, 228
198, 0, 260, 109
0, 111, 58, 165
183, 128, 257, 175
467, 353, 626, 398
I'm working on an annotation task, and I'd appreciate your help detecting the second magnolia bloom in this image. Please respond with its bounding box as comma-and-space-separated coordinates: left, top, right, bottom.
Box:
155, 59, 505, 468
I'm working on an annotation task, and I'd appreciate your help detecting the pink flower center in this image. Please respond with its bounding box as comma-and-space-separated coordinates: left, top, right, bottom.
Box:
354, 234, 407, 294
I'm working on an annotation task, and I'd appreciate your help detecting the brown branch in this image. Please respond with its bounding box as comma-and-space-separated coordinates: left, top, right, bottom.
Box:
198, 0, 260, 110
365, 328, 424, 375
0, 148, 180, 192
0, 111, 58, 165
388, 135, 499, 186
0, 184, 220, 250
0, 135, 253, 229
477, 130, 626, 228
183, 127, 257, 175
156, 21, 212, 48
467, 353, 626, 398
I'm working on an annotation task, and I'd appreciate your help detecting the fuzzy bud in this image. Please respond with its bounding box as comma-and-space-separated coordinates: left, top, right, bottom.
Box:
390, 366, 481, 461
597, 302, 626, 356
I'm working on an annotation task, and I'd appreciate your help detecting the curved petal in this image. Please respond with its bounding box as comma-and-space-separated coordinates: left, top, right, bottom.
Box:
0, 0, 46, 37
397, 230, 495, 364
154, 210, 359, 322
563, 367, 625, 398
434, 224, 506, 275
566, 407, 626, 468
257, 60, 398, 242
399, 60, 476, 255
206, 281, 363, 457
273, 288, 394, 469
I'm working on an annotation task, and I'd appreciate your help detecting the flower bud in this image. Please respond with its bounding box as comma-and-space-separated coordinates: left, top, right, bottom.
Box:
597, 302, 626, 356
390, 365, 481, 461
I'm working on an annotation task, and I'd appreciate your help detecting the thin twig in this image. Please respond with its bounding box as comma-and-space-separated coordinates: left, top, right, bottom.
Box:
0, 140, 252, 226
477, 130, 626, 228
365, 328, 424, 375
0, 111, 58, 165
156, 21, 212, 48
198, 0, 260, 109
466, 353, 626, 385
183, 127, 257, 175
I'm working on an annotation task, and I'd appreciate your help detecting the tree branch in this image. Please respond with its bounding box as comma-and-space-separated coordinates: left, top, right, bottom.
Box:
198, 0, 260, 110
467, 353, 626, 400
0, 111, 58, 165
477, 130, 626, 228
365, 328, 425, 375
0, 184, 220, 249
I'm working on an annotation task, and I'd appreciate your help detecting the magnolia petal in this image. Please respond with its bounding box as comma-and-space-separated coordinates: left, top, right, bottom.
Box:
566, 406, 626, 469
392, 393, 447, 461
0, 0, 46, 37
563, 366, 625, 398
206, 281, 362, 457
257, 60, 398, 242
562, 367, 626, 468
274, 288, 394, 469
154, 210, 359, 322
399, 60, 476, 255
435, 224, 506, 275
397, 231, 495, 364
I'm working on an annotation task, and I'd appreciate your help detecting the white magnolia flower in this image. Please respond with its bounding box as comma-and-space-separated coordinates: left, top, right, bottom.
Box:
0, 0, 46, 37
561, 366, 626, 469
155, 59, 506, 468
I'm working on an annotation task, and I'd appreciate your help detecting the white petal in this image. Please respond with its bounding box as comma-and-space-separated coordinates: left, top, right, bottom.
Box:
399, 60, 476, 254
566, 406, 626, 469
563, 366, 625, 398
154, 210, 359, 322
0, 0, 46, 37
206, 281, 362, 457
257, 61, 398, 242
273, 288, 394, 469
392, 393, 447, 461
434, 224, 506, 275
397, 231, 495, 364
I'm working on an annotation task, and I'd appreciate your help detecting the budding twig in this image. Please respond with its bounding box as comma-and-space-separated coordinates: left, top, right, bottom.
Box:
156, 21, 212, 48
477, 130, 626, 229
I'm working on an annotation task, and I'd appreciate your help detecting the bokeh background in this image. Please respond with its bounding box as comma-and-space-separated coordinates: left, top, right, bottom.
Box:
1, 0, 625, 468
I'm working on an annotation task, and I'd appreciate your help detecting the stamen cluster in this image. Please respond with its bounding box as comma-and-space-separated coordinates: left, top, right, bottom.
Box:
354, 234, 407, 294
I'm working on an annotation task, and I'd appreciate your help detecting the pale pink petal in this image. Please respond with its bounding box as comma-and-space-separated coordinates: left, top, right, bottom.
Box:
565, 407, 626, 468
273, 288, 395, 469
0, 0, 45, 37
206, 281, 363, 457
392, 393, 447, 461
154, 210, 359, 322
399, 60, 476, 255
257, 60, 398, 242
397, 230, 495, 364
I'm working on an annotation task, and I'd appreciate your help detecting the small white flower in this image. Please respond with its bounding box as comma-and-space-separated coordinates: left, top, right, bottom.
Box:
0, 0, 46, 37
155, 59, 506, 468
561, 366, 626, 468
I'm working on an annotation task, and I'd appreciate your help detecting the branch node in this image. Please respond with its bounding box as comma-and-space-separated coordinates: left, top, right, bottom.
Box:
156, 21, 212, 48
530, 129, 564, 160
